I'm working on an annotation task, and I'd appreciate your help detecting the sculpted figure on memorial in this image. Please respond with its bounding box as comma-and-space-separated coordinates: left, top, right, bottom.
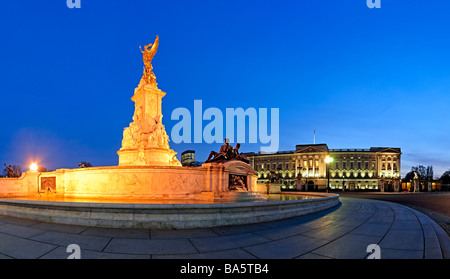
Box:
139, 35, 159, 87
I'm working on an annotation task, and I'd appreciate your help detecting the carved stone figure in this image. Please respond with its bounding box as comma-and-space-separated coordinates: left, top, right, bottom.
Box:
229, 174, 247, 191
147, 121, 170, 149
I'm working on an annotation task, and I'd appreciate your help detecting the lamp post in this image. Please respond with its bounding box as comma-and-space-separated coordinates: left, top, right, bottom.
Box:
325, 156, 334, 193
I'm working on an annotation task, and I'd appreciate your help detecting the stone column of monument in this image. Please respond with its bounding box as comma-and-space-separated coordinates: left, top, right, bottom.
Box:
117, 36, 181, 167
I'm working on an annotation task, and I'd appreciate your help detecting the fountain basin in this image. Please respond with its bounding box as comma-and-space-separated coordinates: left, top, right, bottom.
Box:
0, 192, 339, 229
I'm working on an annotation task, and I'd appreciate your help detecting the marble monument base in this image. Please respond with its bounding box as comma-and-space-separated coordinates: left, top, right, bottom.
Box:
117, 147, 179, 166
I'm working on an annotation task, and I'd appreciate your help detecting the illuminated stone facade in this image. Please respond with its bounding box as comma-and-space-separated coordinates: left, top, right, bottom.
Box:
245, 144, 402, 191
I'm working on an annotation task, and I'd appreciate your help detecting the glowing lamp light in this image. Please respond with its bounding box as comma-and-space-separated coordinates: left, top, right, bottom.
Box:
30, 163, 38, 172
325, 156, 334, 164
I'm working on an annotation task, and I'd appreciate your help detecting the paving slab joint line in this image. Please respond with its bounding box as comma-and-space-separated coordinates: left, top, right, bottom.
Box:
311, 200, 366, 229
373, 201, 397, 259
409, 206, 450, 259
240, 247, 262, 259
244, 200, 366, 251
385, 201, 449, 259
196, 202, 363, 259
414, 208, 430, 259
101, 237, 114, 253
378, 201, 429, 258
38, 246, 61, 259
294, 200, 380, 259
431, 221, 450, 259
187, 238, 202, 254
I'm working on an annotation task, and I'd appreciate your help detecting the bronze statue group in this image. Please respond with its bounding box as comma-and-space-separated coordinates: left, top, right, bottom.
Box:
205, 138, 250, 164
3, 163, 19, 178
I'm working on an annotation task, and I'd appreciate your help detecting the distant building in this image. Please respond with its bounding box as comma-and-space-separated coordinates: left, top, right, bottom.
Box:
244, 144, 402, 192
78, 162, 92, 168
181, 150, 196, 167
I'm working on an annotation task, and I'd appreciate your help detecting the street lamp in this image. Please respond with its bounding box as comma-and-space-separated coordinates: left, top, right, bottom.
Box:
29, 162, 38, 172
325, 156, 334, 193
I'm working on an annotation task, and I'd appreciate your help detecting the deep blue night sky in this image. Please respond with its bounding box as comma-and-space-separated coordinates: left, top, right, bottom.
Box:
1, 0, 449, 177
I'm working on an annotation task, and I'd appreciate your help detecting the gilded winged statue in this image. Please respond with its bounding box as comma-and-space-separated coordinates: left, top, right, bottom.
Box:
139, 35, 159, 86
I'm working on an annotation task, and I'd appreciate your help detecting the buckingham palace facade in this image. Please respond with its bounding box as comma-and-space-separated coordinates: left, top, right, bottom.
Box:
244, 144, 402, 192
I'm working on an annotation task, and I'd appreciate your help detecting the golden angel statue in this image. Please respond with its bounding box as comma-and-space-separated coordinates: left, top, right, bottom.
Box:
139, 35, 159, 86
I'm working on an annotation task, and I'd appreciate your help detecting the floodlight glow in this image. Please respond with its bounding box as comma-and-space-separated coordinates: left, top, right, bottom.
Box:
30, 163, 38, 172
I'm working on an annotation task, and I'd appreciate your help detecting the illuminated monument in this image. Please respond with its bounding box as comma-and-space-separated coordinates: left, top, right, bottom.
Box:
0, 36, 261, 202
0, 36, 339, 229
118, 36, 181, 167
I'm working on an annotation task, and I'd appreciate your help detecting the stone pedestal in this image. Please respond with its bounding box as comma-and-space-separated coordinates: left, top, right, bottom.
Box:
117, 81, 180, 167
267, 183, 282, 194
295, 177, 303, 191
202, 160, 264, 202
118, 147, 179, 166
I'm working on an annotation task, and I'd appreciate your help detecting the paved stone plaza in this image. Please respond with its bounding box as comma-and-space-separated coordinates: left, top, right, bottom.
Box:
0, 197, 448, 259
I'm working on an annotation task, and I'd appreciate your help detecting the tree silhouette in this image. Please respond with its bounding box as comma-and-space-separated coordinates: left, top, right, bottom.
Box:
440, 170, 450, 185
